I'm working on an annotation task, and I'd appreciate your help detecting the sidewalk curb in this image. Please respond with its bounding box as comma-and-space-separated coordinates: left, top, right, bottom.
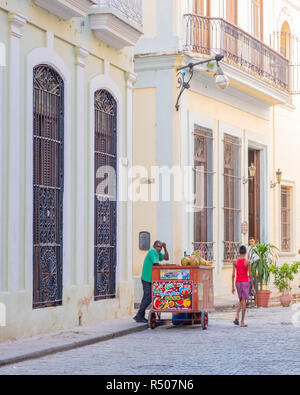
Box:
0, 323, 148, 368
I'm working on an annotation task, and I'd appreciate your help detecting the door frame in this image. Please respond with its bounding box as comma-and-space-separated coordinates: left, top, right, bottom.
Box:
248, 148, 261, 242
245, 136, 269, 244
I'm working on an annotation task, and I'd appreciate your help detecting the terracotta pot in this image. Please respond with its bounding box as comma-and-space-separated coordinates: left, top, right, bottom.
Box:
256, 290, 271, 308
280, 294, 292, 307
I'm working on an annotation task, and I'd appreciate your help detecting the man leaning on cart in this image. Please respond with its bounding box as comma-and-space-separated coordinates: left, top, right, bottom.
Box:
134, 241, 169, 323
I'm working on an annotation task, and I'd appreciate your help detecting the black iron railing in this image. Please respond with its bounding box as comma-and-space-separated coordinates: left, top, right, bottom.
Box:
224, 241, 241, 262
184, 14, 290, 91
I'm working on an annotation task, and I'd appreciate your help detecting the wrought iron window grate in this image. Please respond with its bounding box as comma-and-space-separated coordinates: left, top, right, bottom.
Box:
94, 90, 117, 300
223, 134, 241, 262
33, 65, 64, 309
193, 127, 215, 262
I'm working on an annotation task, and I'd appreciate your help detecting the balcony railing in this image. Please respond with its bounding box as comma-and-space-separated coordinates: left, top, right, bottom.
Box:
184, 14, 290, 91
95, 0, 143, 26
271, 31, 300, 94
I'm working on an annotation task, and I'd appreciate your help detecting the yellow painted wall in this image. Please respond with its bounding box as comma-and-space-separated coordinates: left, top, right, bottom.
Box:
133, 88, 157, 276
187, 90, 270, 134
0, 0, 136, 341
0, 0, 135, 73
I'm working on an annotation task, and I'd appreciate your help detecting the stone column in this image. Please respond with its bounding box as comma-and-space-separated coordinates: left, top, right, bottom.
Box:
125, 72, 136, 282
7, 12, 27, 292
75, 47, 89, 286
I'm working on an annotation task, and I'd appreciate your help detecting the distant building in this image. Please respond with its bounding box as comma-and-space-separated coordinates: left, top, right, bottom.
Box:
133, 0, 300, 300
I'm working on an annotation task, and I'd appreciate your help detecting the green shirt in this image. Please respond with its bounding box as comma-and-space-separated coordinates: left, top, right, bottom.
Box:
141, 248, 165, 283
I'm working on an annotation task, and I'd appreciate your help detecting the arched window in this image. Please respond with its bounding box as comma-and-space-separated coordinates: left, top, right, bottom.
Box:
280, 21, 292, 60
94, 90, 117, 300
33, 65, 64, 309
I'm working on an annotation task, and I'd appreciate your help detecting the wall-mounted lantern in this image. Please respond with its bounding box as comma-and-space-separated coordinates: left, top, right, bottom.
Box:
243, 163, 256, 184
270, 169, 282, 188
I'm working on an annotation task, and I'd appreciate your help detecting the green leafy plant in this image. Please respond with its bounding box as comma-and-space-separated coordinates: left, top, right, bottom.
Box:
270, 262, 300, 294
250, 242, 279, 291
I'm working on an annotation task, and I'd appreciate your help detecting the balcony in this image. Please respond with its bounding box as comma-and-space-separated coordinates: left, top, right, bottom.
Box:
183, 14, 290, 101
88, 0, 143, 49
34, 0, 97, 20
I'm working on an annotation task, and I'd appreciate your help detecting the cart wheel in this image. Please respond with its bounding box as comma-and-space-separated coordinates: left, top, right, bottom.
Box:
201, 311, 208, 330
148, 312, 156, 330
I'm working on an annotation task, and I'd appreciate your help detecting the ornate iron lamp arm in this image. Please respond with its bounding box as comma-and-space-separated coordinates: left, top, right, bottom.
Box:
175, 54, 224, 111
175, 66, 194, 111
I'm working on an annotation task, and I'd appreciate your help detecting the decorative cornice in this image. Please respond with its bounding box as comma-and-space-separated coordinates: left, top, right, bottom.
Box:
8, 12, 27, 39
34, 0, 97, 20
75, 46, 89, 68
88, 6, 143, 49
125, 72, 137, 89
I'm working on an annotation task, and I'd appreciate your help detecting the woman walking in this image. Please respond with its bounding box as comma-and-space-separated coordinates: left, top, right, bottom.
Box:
232, 245, 255, 327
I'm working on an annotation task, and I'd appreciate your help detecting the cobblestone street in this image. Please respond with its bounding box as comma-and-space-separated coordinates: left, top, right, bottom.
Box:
0, 305, 299, 375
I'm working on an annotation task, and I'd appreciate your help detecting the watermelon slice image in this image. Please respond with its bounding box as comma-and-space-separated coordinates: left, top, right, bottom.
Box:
153, 298, 164, 310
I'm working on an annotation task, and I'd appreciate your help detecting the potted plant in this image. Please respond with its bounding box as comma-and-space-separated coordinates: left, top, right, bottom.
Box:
250, 242, 279, 308
270, 262, 300, 307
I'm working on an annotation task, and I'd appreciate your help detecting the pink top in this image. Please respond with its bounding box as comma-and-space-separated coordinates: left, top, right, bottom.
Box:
236, 258, 249, 283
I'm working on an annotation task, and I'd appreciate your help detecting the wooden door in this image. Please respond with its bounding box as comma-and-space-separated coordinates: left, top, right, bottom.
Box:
225, 0, 238, 25
193, 0, 210, 54
251, 0, 263, 40
248, 149, 260, 242
193, 0, 210, 15
223, 0, 238, 60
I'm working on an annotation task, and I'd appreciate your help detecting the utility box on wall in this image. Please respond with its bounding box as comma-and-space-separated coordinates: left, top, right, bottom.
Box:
139, 231, 150, 251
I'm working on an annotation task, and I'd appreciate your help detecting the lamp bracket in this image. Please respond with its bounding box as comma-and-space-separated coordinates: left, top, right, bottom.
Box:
175, 55, 224, 111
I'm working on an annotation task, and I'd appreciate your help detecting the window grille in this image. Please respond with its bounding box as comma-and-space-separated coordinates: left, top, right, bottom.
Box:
94, 90, 117, 300
281, 186, 292, 252
223, 134, 241, 261
33, 65, 64, 308
193, 127, 214, 262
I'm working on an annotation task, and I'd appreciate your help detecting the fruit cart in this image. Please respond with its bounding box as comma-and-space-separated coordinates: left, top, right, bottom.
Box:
148, 265, 214, 330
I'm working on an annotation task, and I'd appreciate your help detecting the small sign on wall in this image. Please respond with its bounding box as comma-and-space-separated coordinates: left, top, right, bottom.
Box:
139, 231, 151, 251
241, 221, 248, 235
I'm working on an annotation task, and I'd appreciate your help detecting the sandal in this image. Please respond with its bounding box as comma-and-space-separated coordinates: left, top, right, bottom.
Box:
240, 324, 248, 327
233, 319, 239, 326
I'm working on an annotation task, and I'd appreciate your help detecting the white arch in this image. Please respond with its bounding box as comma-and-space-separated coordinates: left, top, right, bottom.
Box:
277, 7, 295, 35
26, 46, 72, 294
88, 74, 124, 291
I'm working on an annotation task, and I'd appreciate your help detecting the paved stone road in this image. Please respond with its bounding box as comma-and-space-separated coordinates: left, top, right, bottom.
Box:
0, 306, 299, 375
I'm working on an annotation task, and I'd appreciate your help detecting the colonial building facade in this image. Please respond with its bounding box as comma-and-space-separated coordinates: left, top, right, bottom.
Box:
0, 0, 142, 341
133, 0, 300, 299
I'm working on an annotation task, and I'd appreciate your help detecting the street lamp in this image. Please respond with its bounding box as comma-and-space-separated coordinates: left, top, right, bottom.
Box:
270, 169, 282, 188
175, 54, 229, 111
243, 163, 256, 184
215, 63, 230, 90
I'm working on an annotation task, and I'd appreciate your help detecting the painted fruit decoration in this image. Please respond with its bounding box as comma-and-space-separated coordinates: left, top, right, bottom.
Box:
176, 298, 184, 307
180, 285, 192, 296
183, 298, 192, 308
168, 300, 175, 308
153, 298, 164, 310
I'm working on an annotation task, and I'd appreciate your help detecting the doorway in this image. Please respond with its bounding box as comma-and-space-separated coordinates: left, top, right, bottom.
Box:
248, 149, 260, 242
